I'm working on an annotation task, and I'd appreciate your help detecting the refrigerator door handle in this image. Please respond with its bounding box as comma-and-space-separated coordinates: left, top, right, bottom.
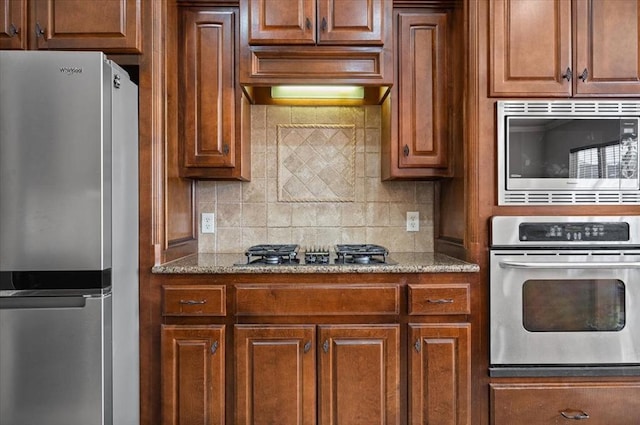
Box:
0, 296, 89, 310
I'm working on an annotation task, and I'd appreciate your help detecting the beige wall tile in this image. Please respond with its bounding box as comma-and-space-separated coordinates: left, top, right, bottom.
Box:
197, 105, 436, 254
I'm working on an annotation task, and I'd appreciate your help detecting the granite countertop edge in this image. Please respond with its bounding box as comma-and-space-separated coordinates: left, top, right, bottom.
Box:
152, 253, 480, 274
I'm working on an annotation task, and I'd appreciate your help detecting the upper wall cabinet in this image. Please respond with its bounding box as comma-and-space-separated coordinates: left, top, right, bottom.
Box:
179, 7, 251, 180
0, 0, 141, 53
239, 0, 393, 86
382, 7, 460, 180
246, 0, 385, 45
490, 0, 640, 97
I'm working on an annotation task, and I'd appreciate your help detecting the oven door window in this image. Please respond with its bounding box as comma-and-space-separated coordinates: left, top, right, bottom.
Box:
522, 279, 625, 332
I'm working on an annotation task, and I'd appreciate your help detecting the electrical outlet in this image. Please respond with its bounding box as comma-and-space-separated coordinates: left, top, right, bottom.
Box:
406, 211, 419, 232
201, 213, 215, 234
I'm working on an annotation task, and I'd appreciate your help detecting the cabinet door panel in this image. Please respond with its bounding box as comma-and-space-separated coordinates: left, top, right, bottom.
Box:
319, 325, 400, 425
317, 0, 385, 45
161, 325, 225, 425
247, 0, 315, 44
491, 383, 640, 425
398, 12, 448, 169
409, 323, 471, 425
0, 0, 26, 49
490, 0, 571, 96
235, 325, 316, 425
181, 9, 236, 169
575, 0, 640, 95
33, 0, 141, 53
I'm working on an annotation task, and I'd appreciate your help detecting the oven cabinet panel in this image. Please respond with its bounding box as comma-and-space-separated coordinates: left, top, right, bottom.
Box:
234, 324, 400, 425
490, 0, 640, 97
160, 325, 225, 425
409, 323, 471, 425
490, 383, 640, 425
234, 325, 317, 425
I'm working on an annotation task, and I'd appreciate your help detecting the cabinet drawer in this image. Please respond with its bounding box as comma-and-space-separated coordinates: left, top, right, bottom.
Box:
162, 285, 226, 316
235, 284, 400, 316
408, 284, 470, 315
491, 383, 640, 425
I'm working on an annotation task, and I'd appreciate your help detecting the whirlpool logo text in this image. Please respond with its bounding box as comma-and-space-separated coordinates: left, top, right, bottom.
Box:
59, 67, 83, 75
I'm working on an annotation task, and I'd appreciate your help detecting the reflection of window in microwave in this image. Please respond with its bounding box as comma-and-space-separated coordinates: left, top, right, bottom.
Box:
569, 141, 620, 178
522, 279, 625, 332
508, 118, 622, 178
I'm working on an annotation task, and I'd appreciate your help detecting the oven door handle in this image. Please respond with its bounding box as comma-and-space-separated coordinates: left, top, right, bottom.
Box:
499, 260, 640, 269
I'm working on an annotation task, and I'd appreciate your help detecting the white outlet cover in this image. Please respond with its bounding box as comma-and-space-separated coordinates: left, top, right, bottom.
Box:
406, 211, 419, 232
202, 213, 215, 233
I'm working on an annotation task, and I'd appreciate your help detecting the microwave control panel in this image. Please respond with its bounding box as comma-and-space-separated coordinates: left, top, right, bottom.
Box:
519, 222, 630, 242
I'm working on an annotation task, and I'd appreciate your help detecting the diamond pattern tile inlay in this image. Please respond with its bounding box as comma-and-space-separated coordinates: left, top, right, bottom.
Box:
277, 124, 356, 202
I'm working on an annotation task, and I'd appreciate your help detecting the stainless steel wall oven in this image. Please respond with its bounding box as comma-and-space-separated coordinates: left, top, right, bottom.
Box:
490, 216, 640, 377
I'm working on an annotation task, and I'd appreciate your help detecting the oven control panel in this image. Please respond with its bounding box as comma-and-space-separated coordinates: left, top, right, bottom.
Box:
519, 222, 630, 242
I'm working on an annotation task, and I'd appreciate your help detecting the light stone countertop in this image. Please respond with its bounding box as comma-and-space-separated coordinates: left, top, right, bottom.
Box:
152, 252, 479, 274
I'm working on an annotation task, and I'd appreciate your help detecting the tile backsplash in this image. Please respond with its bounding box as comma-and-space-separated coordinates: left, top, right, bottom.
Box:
197, 105, 434, 253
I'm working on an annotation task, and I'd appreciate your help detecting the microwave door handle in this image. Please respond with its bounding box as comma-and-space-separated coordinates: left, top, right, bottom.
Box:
499, 260, 640, 269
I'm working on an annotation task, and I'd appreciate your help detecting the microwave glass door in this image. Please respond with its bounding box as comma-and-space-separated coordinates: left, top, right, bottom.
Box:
506, 117, 639, 190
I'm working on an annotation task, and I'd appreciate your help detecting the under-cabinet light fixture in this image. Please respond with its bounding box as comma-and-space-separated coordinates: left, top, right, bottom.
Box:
271, 85, 365, 100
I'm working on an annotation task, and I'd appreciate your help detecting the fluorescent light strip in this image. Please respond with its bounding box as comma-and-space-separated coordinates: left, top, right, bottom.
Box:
271, 85, 365, 100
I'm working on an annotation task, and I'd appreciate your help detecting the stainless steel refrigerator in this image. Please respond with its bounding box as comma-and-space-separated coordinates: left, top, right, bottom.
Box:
0, 51, 139, 425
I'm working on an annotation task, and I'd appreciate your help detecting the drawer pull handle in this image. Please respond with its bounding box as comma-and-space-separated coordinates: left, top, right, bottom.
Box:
210, 341, 219, 355
179, 299, 207, 305
303, 341, 312, 353
560, 410, 590, 420
427, 298, 454, 304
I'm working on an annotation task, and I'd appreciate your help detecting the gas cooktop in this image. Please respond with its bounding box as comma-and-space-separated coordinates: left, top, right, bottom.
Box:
239, 244, 395, 266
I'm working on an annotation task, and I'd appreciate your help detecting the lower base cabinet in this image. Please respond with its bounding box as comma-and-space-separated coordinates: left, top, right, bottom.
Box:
161, 325, 226, 425
410, 324, 471, 425
235, 324, 400, 425
490, 383, 640, 425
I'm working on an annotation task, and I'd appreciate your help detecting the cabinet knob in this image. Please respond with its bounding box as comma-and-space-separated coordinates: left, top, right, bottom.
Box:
578, 68, 589, 82
35, 22, 45, 37
321, 17, 327, 32
8, 23, 19, 37
322, 339, 329, 353
303, 341, 312, 353
210, 340, 219, 355
305, 17, 312, 30
562, 67, 572, 81
560, 410, 590, 420
403, 144, 410, 157
222, 144, 230, 155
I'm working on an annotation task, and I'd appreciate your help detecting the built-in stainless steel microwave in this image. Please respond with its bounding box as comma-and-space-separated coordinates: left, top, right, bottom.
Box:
497, 101, 640, 205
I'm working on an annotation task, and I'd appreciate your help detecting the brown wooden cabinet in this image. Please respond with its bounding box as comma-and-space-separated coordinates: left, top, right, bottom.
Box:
409, 324, 471, 425
235, 324, 400, 425
157, 273, 476, 425
382, 9, 453, 179
490, 0, 640, 97
0, 0, 141, 53
239, 0, 393, 86
245, 0, 385, 45
179, 7, 250, 180
490, 382, 640, 425
161, 325, 225, 425
235, 325, 317, 425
